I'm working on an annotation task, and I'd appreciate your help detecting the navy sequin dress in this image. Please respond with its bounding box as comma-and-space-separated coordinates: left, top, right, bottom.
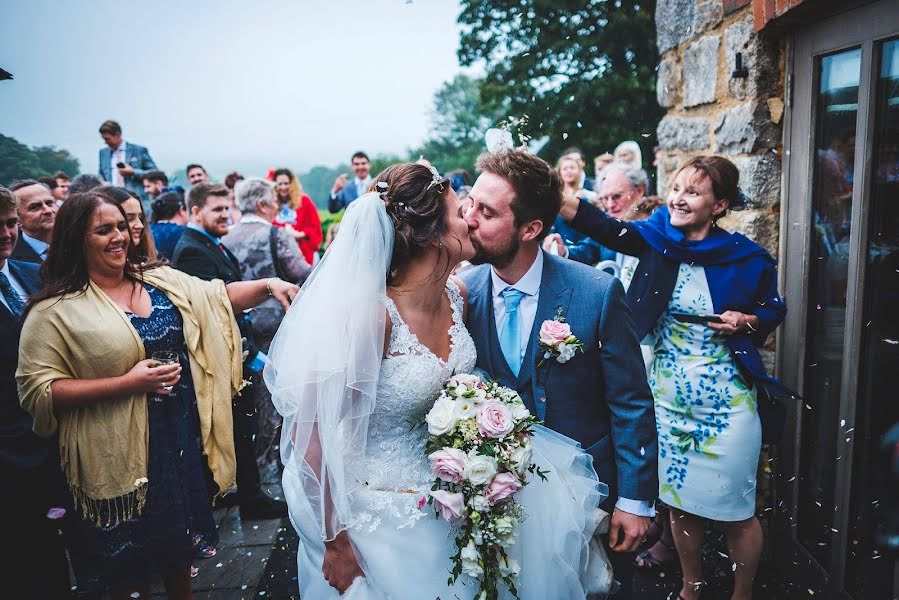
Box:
73, 285, 219, 592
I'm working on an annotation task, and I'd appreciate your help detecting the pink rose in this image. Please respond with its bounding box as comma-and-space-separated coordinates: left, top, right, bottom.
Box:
428, 448, 468, 483
476, 401, 515, 438
429, 489, 465, 520
418, 496, 427, 510
485, 472, 522, 504
539, 319, 572, 346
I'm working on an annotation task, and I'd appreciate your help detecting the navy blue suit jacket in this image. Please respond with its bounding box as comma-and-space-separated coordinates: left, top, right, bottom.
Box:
328, 181, 365, 213
1, 260, 47, 470
461, 253, 659, 501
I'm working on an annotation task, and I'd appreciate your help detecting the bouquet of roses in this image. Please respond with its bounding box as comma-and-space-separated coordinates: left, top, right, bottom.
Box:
422, 373, 548, 600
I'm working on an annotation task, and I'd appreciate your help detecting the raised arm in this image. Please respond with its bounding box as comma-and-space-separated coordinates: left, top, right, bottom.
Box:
561, 193, 649, 257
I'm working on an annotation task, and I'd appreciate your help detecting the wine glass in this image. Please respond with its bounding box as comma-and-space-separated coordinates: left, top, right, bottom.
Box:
151, 350, 180, 392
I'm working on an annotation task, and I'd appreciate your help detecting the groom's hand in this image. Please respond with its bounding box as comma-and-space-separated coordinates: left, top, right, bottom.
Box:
323, 530, 365, 593
608, 509, 650, 553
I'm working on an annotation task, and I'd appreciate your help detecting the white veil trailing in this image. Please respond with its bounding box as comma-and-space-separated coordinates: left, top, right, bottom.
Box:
264, 192, 393, 542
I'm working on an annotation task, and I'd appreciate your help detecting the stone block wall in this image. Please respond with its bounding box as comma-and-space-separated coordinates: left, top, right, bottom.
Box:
655, 0, 785, 258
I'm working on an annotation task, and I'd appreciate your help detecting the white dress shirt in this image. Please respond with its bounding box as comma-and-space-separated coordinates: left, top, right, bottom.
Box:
110, 141, 127, 186
491, 248, 654, 517
0, 261, 28, 312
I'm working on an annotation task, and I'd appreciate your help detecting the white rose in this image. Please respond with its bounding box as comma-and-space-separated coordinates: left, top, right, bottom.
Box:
454, 398, 478, 420
557, 342, 577, 363
464, 452, 498, 486
498, 555, 521, 578
470, 494, 490, 512
510, 402, 530, 421
469, 387, 488, 403
510, 444, 533, 475
426, 397, 458, 435
493, 515, 515, 537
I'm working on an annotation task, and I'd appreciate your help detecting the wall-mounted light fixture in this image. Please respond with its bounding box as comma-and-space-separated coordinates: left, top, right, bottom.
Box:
732, 52, 749, 79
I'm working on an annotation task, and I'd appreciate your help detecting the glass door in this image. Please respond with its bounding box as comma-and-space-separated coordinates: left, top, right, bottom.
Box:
780, 1, 899, 597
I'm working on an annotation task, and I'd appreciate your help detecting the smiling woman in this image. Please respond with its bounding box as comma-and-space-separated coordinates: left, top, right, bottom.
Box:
96, 185, 158, 264
16, 190, 299, 598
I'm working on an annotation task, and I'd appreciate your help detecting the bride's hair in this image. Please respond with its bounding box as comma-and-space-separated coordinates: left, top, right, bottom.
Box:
371, 163, 454, 285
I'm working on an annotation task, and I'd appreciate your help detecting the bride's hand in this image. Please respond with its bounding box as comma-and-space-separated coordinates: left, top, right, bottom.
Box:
323, 530, 364, 594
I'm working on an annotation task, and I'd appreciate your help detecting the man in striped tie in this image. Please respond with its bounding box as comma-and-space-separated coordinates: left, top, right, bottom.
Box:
0, 185, 72, 597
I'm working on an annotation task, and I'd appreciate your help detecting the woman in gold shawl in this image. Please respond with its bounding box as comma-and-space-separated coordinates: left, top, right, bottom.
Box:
16, 190, 298, 600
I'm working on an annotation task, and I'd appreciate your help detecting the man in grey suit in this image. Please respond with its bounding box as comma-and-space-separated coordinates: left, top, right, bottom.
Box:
98, 119, 158, 212
460, 149, 658, 598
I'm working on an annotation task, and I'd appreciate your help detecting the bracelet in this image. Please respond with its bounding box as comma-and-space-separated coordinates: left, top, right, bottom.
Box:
265, 277, 278, 297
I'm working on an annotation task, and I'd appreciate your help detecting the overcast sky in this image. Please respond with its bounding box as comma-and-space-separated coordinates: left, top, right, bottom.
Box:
1, 0, 467, 180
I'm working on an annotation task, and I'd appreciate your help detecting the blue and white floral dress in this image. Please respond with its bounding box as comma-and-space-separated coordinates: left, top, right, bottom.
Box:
650, 263, 761, 521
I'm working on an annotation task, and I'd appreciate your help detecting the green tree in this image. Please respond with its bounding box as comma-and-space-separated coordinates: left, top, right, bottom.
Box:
457, 0, 663, 164
0, 134, 43, 185
32, 145, 80, 177
413, 74, 506, 173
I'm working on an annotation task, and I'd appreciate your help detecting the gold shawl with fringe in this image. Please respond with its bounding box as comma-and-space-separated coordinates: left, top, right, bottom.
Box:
17, 266, 244, 526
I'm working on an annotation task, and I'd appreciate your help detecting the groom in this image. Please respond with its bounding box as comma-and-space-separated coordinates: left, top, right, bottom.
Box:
460, 149, 658, 598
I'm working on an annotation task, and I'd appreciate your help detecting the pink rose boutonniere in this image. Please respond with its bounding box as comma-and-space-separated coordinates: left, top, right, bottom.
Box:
538, 308, 585, 367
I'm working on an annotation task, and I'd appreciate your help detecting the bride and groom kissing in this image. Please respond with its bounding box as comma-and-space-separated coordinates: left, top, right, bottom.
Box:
264, 149, 657, 599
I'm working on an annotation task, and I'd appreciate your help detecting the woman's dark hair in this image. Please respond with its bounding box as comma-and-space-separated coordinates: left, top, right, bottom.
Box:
371, 163, 454, 285
95, 185, 159, 263
151, 191, 185, 222
675, 156, 741, 219
25, 191, 161, 317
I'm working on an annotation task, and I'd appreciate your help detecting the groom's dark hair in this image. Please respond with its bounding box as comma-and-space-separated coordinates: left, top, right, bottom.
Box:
476, 149, 561, 241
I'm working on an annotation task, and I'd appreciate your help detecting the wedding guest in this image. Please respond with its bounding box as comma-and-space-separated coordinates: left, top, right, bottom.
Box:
273, 168, 322, 264
560, 156, 791, 600
38, 176, 61, 202
16, 190, 298, 598
9, 179, 57, 263
447, 169, 473, 192
224, 171, 245, 223
98, 120, 158, 212
223, 177, 311, 480
142, 170, 168, 200
0, 186, 71, 598
544, 158, 601, 265
594, 152, 614, 180
186, 163, 208, 186
150, 191, 188, 261
614, 140, 643, 170
68, 173, 103, 196
561, 146, 596, 191
97, 185, 158, 263
328, 151, 371, 213
172, 183, 289, 520
53, 171, 71, 199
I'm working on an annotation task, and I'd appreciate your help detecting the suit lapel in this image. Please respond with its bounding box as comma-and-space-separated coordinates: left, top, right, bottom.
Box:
10, 261, 41, 295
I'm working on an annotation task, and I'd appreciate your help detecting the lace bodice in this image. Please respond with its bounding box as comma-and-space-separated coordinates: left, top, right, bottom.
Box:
350, 279, 476, 532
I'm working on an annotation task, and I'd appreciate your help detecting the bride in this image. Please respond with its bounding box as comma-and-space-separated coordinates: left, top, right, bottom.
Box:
265, 163, 610, 599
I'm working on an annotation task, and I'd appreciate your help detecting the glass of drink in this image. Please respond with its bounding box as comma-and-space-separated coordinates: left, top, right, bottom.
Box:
151, 350, 180, 392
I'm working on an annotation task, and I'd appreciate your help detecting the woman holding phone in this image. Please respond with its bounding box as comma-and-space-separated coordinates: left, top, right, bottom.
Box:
559, 156, 791, 600
16, 190, 298, 599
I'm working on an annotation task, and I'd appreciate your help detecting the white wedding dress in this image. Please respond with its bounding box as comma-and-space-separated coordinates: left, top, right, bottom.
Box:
283, 279, 610, 599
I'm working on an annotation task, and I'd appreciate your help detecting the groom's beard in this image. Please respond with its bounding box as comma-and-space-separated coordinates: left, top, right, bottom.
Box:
469, 234, 519, 269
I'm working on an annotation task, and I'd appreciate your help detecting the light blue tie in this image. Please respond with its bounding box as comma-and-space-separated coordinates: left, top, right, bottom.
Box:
499, 288, 526, 377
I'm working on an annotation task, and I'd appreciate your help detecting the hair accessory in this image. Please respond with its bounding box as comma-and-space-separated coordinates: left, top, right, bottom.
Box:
426, 165, 444, 190
376, 181, 388, 189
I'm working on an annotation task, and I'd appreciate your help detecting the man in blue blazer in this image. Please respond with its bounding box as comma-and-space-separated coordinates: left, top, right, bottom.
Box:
328, 151, 372, 213
98, 119, 158, 211
0, 187, 72, 597
460, 150, 658, 599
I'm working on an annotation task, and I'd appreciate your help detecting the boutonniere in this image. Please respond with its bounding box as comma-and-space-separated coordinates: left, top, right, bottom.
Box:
538, 308, 584, 366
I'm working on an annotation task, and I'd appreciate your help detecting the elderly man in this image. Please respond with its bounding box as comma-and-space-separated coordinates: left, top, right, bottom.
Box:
8, 180, 57, 263
543, 164, 650, 263
223, 178, 311, 481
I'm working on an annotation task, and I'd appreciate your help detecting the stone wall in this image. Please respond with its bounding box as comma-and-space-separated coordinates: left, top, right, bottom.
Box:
654, 0, 785, 258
